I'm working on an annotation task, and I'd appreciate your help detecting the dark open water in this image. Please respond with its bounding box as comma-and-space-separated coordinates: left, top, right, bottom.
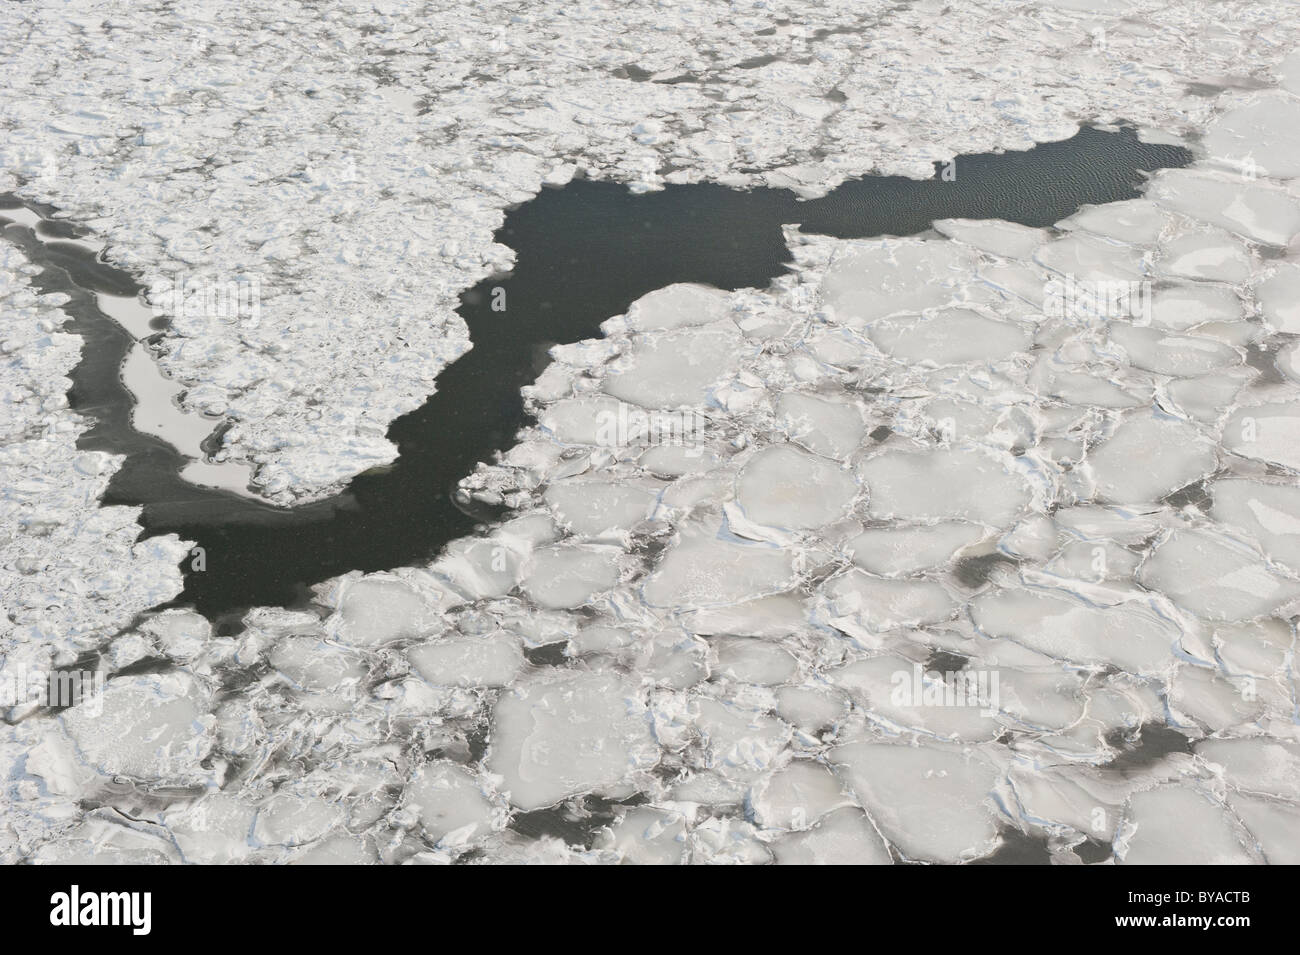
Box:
0, 126, 1191, 624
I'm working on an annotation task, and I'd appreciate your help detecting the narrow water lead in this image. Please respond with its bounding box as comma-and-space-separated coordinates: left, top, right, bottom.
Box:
3, 126, 1190, 620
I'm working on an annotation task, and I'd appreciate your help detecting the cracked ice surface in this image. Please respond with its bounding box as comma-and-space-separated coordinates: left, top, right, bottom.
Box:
2, 0, 1299, 502
8, 2, 1300, 866
17, 123, 1300, 862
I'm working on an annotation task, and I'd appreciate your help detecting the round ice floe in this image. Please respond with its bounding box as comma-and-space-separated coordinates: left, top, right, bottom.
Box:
1198, 738, 1300, 799
970, 590, 1179, 674
331, 574, 438, 646
431, 538, 521, 599
776, 685, 851, 734
1108, 324, 1240, 377
1085, 413, 1216, 503
61, 671, 212, 781
860, 448, 1032, 525
868, 308, 1030, 366
543, 479, 659, 536
488, 670, 657, 811
1027, 359, 1143, 409
1150, 283, 1241, 331
1056, 198, 1169, 246
624, 283, 732, 330
1211, 479, 1300, 574
821, 569, 957, 633
603, 325, 744, 408
847, 521, 984, 576
830, 742, 1000, 863
1165, 366, 1256, 425
1035, 232, 1146, 282
1168, 664, 1264, 731
775, 392, 866, 459
406, 632, 525, 688
1223, 401, 1300, 471
1138, 528, 1300, 622
537, 395, 624, 445
1118, 786, 1252, 865
1254, 263, 1300, 334
1204, 94, 1300, 179
404, 761, 500, 845
643, 522, 796, 608
1277, 341, 1300, 384
735, 444, 857, 530
1156, 231, 1252, 283
519, 543, 621, 609
1150, 171, 1300, 246
821, 241, 973, 326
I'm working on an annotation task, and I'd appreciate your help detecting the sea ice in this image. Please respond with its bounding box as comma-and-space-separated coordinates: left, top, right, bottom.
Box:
846, 522, 986, 576
830, 742, 1000, 863
1138, 528, 1300, 622
770, 808, 891, 865
60, 672, 213, 783
821, 241, 974, 326
1118, 787, 1253, 865
859, 448, 1032, 525
642, 522, 796, 608
971, 590, 1179, 674
1223, 401, 1300, 471
404, 761, 502, 846
488, 670, 658, 811
1085, 412, 1217, 503
868, 308, 1031, 366
603, 325, 746, 409
735, 444, 858, 530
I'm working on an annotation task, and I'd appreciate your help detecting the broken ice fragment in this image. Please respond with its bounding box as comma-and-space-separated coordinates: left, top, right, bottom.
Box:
404, 761, 500, 845
830, 742, 1000, 863
1085, 413, 1217, 503
330, 574, 438, 646
860, 448, 1031, 525
406, 632, 525, 688
623, 283, 732, 331
1138, 528, 1300, 621
520, 543, 622, 609
488, 670, 658, 811
771, 808, 892, 865
603, 325, 745, 408
60, 672, 213, 782
642, 522, 796, 608
735, 443, 858, 530
847, 521, 985, 576
869, 308, 1031, 366
1118, 786, 1252, 865
971, 590, 1179, 674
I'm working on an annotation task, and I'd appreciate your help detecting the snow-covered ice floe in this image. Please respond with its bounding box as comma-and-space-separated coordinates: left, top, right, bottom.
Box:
5, 0, 1300, 864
